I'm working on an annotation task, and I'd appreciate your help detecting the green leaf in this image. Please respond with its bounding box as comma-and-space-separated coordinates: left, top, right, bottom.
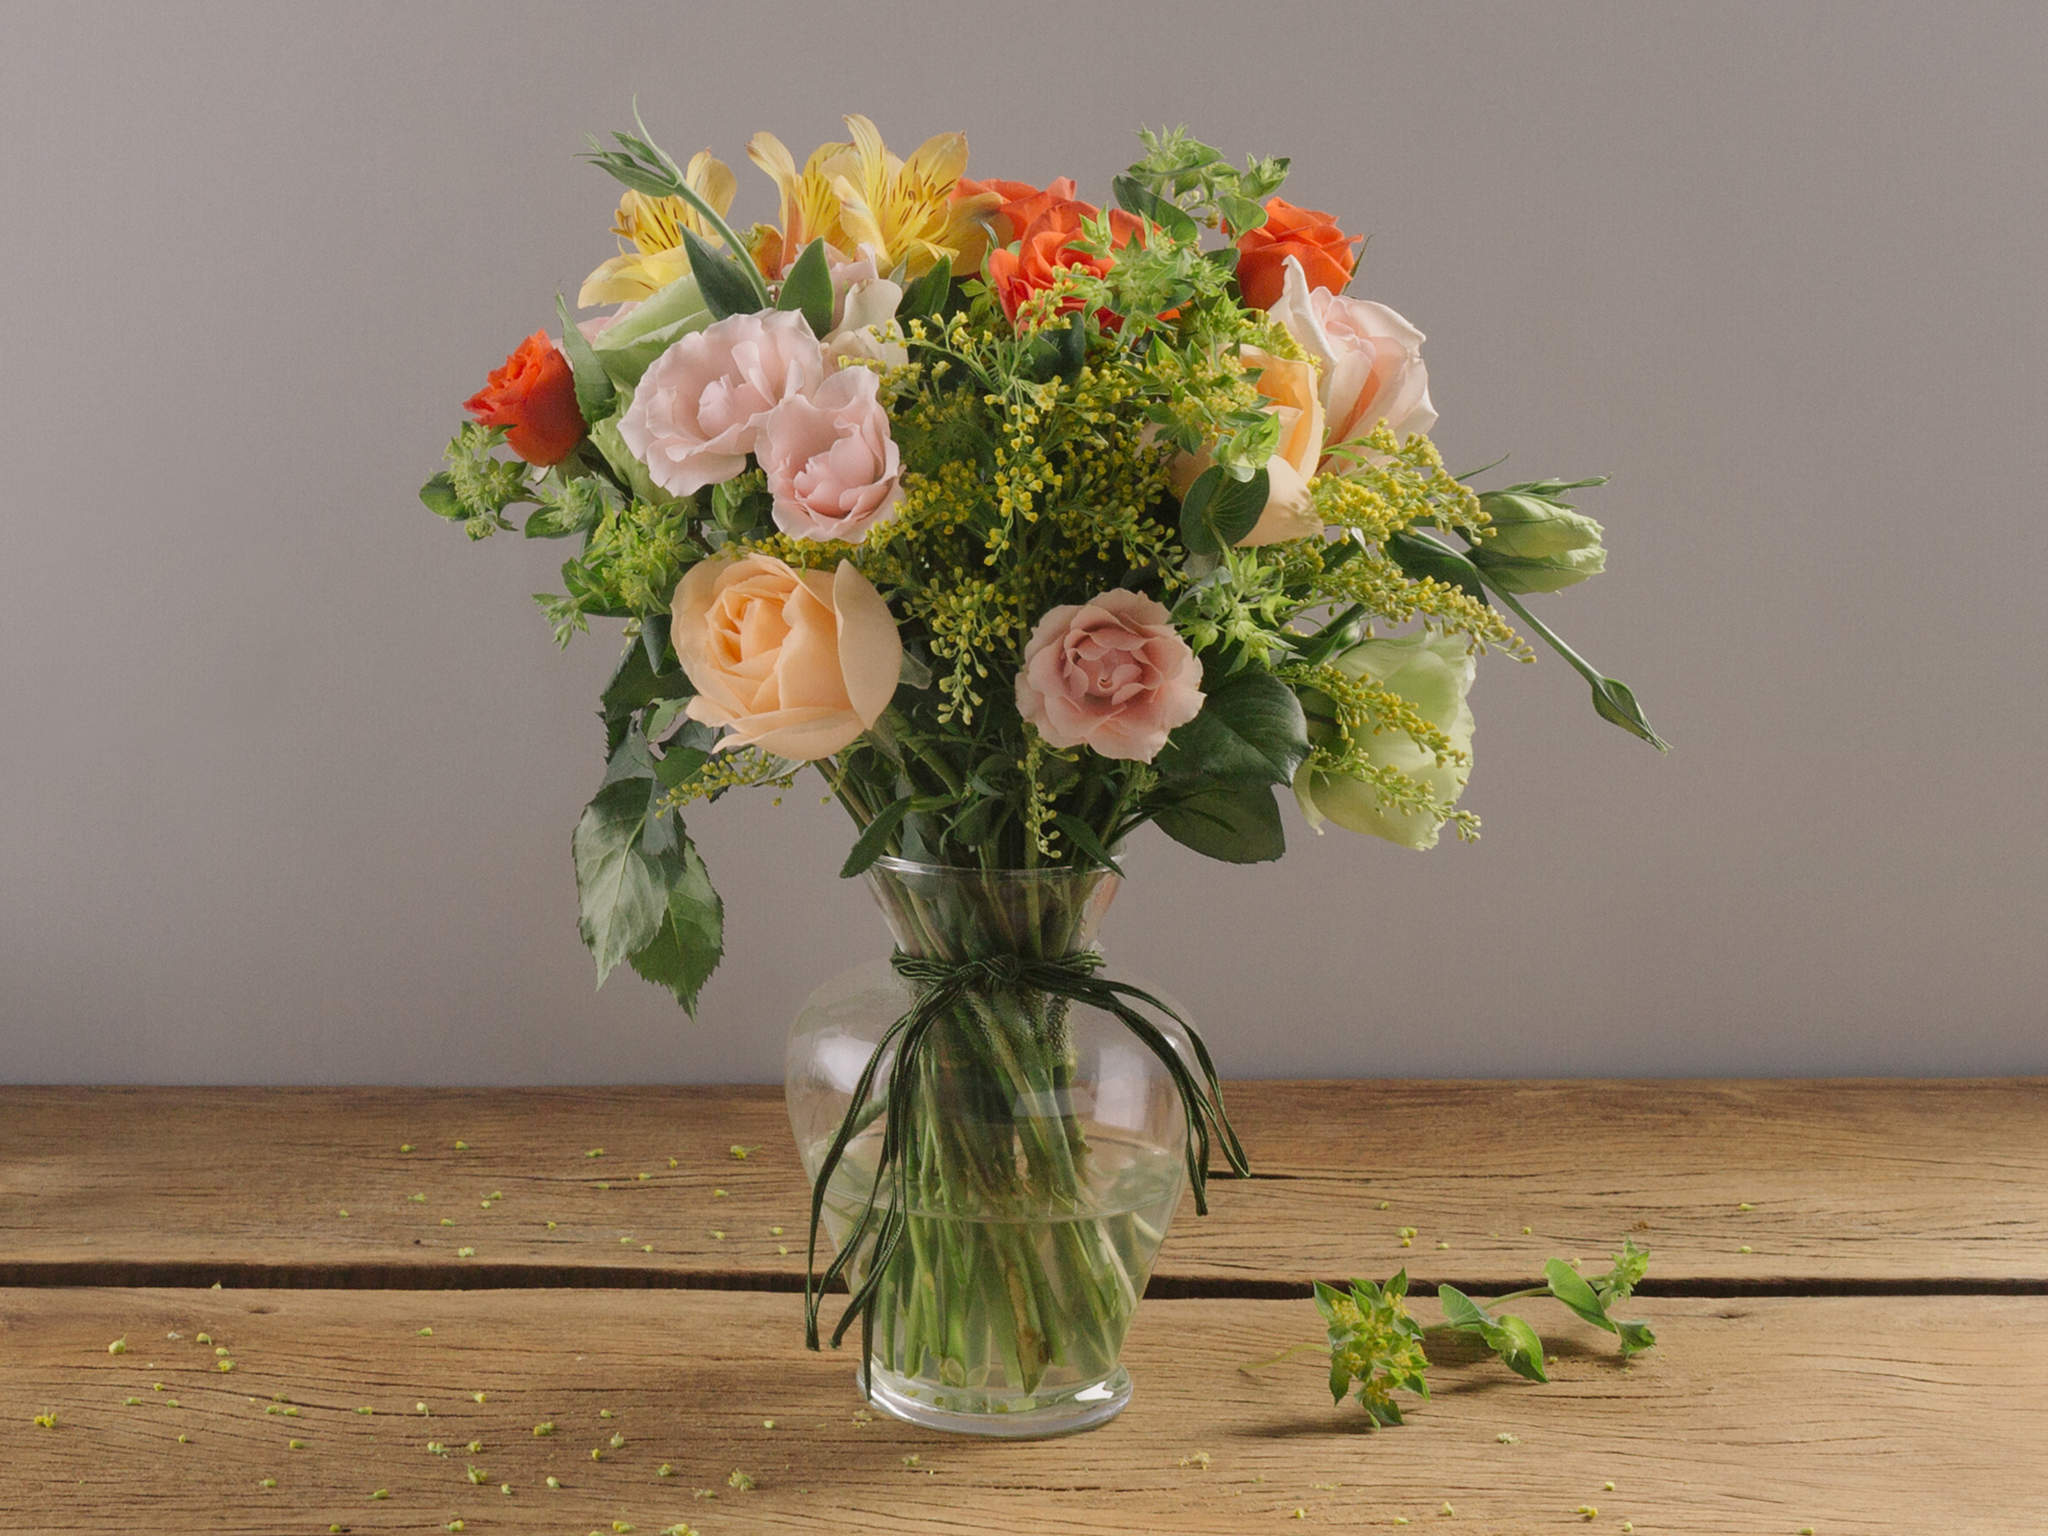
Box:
601, 641, 694, 754
1436, 1285, 1490, 1332
1110, 174, 1200, 244
572, 776, 676, 985
625, 838, 724, 1016
1589, 674, 1670, 752
1386, 528, 1489, 603
1051, 814, 1121, 872
775, 237, 834, 337
641, 613, 674, 674
897, 255, 952, 322
1614, 1319, 1657, 1358
1179, 464, 1270, 556
1156, 671, 1310, 787
1153, 782, 1286, 864
554, 293, 616, 424
682, 228, 765, 321
1491, 1314, 1550, 1383
1544, 1259, 1612, 1332
420, 472, 462, 519
839, 797, 911, 879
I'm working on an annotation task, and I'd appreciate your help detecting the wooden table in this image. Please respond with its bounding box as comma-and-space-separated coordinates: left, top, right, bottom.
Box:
3, 1081, 2044, 1533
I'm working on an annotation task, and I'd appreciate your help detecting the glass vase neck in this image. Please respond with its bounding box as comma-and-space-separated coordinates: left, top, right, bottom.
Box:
862, 857, 1121, 963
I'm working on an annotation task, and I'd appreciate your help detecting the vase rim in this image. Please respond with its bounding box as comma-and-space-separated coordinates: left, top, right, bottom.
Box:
870, 854, 1125, 881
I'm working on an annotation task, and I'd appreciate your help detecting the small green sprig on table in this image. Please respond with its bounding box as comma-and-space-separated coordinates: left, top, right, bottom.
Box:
1249, 1239, 1655, 1427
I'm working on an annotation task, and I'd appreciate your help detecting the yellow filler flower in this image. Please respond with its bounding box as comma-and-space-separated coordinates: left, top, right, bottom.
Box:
579, 150, 738, 306
746, 114, 997, 280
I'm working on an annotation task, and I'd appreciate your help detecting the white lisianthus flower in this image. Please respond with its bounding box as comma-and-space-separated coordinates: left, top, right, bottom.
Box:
1293, 631, 1476, 850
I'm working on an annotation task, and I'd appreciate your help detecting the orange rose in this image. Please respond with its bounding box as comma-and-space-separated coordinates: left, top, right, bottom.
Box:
986, 201, 1143, 328
463, 332, 585, 466
957, 175, 1080, 242
1233, 197, 1360, 312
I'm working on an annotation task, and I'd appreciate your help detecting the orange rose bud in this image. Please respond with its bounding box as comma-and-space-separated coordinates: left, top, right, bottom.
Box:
1233, 197, 1360, 311
463, 331, 585, 466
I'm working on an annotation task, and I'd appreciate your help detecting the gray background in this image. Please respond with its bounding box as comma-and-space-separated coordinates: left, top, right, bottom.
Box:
3, 1, 2042, 1084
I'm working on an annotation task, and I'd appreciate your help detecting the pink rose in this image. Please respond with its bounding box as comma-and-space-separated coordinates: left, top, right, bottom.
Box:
672, 552, 902, 761
757, 367, 904, 542
1266, 254, 1436, 466
619, 310, 825, 496
1015, 589, 1205, 762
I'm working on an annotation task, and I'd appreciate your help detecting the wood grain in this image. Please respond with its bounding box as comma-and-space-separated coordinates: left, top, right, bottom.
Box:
4, 1081, 2045, 1288
1, 1287, 2041, 1535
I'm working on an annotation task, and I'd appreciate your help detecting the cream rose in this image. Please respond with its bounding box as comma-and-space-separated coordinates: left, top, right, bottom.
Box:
1015, 589, 1205, 763
756, 367, 904, 542
619, 310, 825, 496
672, 552, 902, 761
1266, 254, 1436, 466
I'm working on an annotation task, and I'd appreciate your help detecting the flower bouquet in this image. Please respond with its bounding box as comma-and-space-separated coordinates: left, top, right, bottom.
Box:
423, 113, 1663, 1436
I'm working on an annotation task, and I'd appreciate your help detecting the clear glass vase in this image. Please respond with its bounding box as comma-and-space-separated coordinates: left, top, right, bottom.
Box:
785, 857, 1191, 1437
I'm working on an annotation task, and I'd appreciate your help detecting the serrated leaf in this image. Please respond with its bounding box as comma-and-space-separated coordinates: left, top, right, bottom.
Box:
1156, 671, 1310, 787
601, 641, 694, 754
625, 838, 723, 1016
573, 776, 676, 985
682, 227, 764, 320
554, 293, 616, 424
774, 238, 833, 337
1178, 464, 1270, 556
839, 797, 911, 879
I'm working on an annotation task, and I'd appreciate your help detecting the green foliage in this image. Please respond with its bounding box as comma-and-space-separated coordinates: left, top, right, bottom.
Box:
1120, 126, 1291, 238
1315, 1273, 1431, 1428
775, 238, 834, 337
1256, 1239, 1657, 1428
1152, 781, 1286, 864
426, 424, 531, 539
1155, 671, 1309, 788
571, 731, 723, 1015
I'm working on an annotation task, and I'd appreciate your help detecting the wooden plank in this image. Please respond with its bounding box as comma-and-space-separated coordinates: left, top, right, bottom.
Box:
4, 1081, 2045, 1288
1, 1287, 2041, 1534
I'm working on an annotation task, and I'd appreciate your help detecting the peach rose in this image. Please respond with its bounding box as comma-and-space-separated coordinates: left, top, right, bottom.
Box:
1234, 197, 1359, 311
957, 175, 1081, 242
620, 310, 825, 496
1266, 254, 1436, 465
1015, 589, 1204, 763
756, 367, 904, 542
1163, 345, 1325, 546
672, 553, 902, 761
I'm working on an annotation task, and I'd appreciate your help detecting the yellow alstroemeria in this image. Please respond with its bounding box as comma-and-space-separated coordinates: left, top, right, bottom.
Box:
746, 115, 997, 280
578, 150, 738, 307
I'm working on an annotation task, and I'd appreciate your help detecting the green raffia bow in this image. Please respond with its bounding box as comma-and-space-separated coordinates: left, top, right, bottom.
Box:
803, 949, 1250, 1368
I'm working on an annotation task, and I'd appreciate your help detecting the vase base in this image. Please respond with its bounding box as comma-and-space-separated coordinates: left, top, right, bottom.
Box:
857, 1363, 1133, 1439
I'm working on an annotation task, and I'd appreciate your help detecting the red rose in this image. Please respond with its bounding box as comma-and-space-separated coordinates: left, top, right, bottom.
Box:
986, 201, 1143, 328
463, 331, 585, 466
1233, 197, 1360, 312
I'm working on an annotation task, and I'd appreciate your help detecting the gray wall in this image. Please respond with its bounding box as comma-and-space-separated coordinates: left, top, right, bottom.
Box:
3, 1, 2042, 1084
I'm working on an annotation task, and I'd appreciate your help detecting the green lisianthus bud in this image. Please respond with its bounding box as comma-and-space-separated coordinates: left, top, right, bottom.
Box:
1470, 490, 1607, 593
591, 272, 712, 391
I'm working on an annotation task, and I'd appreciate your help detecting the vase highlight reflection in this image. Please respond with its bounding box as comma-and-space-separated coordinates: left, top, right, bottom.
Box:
786, 858, 1191, 1437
